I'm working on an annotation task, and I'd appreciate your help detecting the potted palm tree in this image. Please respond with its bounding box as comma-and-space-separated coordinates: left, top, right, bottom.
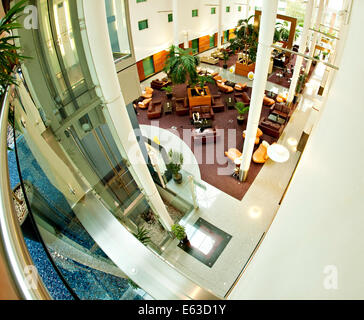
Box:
0, 0, 30, 101
163, 45, 200, 86
192, 75, 214, 96
166, 149, 183, 184
222, 49, 229, 69
162, 85, 173, 99
235, 102, 249, 125
171, 223, 188, 244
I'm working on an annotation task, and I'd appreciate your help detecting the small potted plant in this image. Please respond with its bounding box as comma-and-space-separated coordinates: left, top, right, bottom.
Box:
162, 85, 173, 99
166, 149, 183, 184
234, 101, 249, 125
222, 49, 229, 69
172, 223, 188, 244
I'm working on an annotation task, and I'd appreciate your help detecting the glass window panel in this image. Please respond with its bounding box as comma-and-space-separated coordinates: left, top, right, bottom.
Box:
105, 0, 132, 61
226, 6, 230, 13
211, 7, 216, 14
168, 13, 173, 22
142, 56, 154, 77
192, 9, 198, 17
138, 19, 148, 30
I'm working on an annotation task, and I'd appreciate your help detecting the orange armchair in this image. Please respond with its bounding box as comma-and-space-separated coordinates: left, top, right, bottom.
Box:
138, 98, 152, 109
235, 82, 248, 91
243, 128, 263, 145
263, 95, 275, 106
252, 141, 270, 163
224, 148, 242, 162
217, 82, 234, 93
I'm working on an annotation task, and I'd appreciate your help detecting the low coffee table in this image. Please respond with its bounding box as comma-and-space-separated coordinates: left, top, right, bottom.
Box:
268, 113, 286, 125
193, 119, 212, 129
163, 101, 173, 115
191, 127, 220, 144
225, 96, 235, 109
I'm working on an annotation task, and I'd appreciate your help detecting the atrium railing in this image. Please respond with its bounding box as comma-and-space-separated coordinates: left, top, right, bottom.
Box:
0, 85, 51, 299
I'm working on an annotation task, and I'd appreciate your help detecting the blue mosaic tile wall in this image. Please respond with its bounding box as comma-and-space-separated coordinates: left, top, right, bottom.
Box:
7, 135, 145, 300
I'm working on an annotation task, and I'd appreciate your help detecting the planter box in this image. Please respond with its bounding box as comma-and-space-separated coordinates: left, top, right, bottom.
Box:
235, 62, 255, 77
187, 86, 212, 107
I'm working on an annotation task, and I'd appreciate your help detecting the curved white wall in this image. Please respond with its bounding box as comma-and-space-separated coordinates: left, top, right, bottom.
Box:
230, 0, 364, 300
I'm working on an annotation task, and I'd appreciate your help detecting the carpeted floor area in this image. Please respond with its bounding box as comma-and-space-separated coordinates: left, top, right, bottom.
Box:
137, 83, 279, 200
268, 53, 316, 88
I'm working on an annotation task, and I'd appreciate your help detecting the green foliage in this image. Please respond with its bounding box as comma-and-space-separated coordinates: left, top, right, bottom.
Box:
163, 45, 200, 85
166, 149, 183, 175
133, 226, 151, 246
193, 74, 214, 89
230, 15, 258, 63
161, 85, 173, 94
0, 0, 30, 95
295, 74, 307, 94
171, 224, 186, 241
128, 278, 139, 289
234, 102, 249, 116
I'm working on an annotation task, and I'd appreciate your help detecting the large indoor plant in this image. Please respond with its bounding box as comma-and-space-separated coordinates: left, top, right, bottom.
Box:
166, 149, 183, 184
163, 45, 200, 86
234, 101, 249, 125
0, 0, 29, 100
171, 223, 188, 244
192, 75, 214, 96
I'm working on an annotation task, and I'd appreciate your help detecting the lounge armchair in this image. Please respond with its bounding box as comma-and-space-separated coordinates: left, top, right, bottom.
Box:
263, 95, 275, 106
252, 141, 270, 164
270, 103, 292, 119
243, 128, 263, 145
138, 98, 152, 109
235, 92, 250, 105
225, 148, 242, 162
147, 99, 162, 119
217, 82, 233, 93
211, 94, 225, 112
173, 97, 189, 116
189, 105, 214, 120
234, 82, 248, 91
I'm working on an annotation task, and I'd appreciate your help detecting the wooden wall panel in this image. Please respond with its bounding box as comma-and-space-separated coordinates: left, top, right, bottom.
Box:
153, 50, 168, 74
229, 29, 236, 40
199, 35, 210, 53
136, 60, 145, 81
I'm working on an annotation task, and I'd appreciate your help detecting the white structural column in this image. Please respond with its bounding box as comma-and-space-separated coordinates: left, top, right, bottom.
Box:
172, 0, 179, 46
287, 0, 314, 104
217, 0, 223, 48
81, 1, 174, 231
244, 0, 250, 19
305, 0, 325, 75
239, 0, 279, 182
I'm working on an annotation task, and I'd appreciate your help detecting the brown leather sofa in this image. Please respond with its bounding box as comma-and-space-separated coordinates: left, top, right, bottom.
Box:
189, 105, 214, 120
211, 95, 225, 112
235, 92, 250, 105
270, 103, 292, 119
173, 97, 189, 116
259, 117, 284, 138
147, 99, 162, 119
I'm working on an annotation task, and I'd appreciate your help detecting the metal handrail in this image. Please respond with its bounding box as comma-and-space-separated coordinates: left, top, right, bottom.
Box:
0, 85, 51, 300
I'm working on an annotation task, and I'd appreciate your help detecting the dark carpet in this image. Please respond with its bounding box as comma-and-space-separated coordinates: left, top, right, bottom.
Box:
137, 83, 279, 200
268, 53, 316, 88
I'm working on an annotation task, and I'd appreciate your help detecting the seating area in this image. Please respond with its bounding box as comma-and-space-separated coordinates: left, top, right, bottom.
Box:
135, 65, 297, 200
